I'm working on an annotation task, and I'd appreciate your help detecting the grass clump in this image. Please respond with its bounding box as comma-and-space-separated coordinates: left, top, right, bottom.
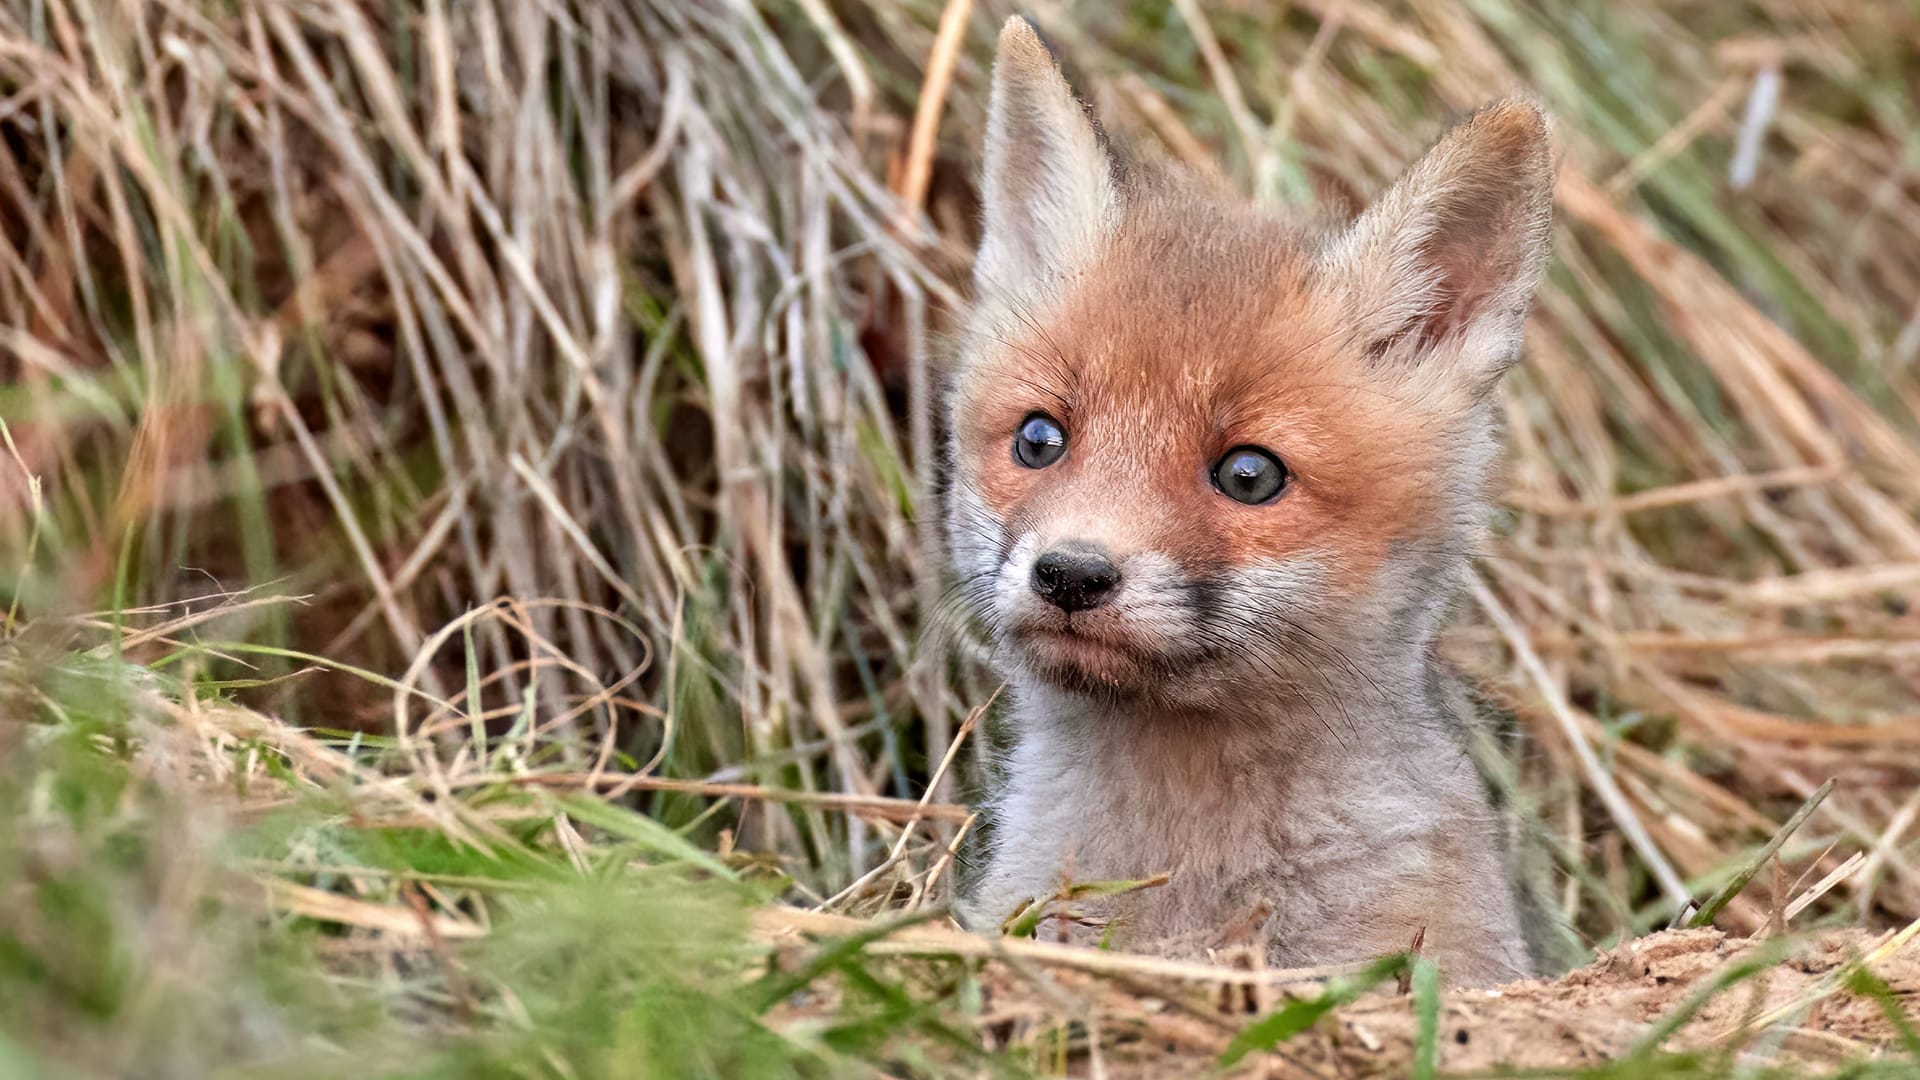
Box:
0, 631, 1015, 1078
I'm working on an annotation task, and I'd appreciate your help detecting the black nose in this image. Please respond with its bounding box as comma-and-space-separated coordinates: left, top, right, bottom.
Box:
1030, 545, 1121, 612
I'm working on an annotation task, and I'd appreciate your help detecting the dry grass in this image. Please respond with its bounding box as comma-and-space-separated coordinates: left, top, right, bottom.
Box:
2, 0, 1919, 1075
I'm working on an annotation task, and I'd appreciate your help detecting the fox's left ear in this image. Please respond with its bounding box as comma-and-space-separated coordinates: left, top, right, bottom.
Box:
1322, 101, 1554, 395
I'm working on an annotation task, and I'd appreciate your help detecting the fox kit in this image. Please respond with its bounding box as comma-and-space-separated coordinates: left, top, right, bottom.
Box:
943, 18, 1558, 986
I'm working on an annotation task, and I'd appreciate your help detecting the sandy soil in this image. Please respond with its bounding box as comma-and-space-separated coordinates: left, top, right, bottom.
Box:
1035, 927, 1919, 1077
754, 913, 1920, 1076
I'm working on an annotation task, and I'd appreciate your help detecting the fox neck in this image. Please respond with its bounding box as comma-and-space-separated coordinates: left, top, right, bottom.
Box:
970, 631, 1497, 934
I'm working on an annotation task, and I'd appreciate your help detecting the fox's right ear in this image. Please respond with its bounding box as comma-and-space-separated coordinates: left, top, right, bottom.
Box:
975, 17, 1119, 305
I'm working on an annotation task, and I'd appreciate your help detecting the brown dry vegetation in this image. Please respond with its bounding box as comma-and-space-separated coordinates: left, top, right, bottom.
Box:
2, 0, 1919, 1076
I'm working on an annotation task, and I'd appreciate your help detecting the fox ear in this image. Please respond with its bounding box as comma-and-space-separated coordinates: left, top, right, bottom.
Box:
1324, 101, 1554, 395
975, 16, 1119, 304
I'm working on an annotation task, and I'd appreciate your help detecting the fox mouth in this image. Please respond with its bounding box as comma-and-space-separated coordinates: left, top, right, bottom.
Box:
1012, 624, 1167, 691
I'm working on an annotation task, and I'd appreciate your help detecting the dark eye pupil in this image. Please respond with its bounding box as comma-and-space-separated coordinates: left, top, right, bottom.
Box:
1014, 414, 1066, 469
1213, 447, 1287, 504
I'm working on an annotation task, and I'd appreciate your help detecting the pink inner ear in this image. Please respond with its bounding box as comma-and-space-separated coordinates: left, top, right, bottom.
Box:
1364, 105, 1551, 364
1411, 197, 1526, 349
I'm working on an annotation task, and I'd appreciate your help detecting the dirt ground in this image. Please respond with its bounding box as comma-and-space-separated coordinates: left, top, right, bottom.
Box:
1265, 928, 1918, 1076
931, 923, 1920, 1075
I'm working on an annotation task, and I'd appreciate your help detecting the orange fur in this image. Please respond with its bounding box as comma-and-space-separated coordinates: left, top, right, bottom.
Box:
956, 185, 1463, 596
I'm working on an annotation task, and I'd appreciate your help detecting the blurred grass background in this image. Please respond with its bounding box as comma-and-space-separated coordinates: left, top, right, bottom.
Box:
1, 0, 1918, 1075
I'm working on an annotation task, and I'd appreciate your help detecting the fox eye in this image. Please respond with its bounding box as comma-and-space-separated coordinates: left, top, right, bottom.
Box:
1212, 446, 1289, 505
1013, 413, 1067, 469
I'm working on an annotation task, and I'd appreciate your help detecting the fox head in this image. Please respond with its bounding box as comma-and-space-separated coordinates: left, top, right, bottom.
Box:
944, 18, 1554, 713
